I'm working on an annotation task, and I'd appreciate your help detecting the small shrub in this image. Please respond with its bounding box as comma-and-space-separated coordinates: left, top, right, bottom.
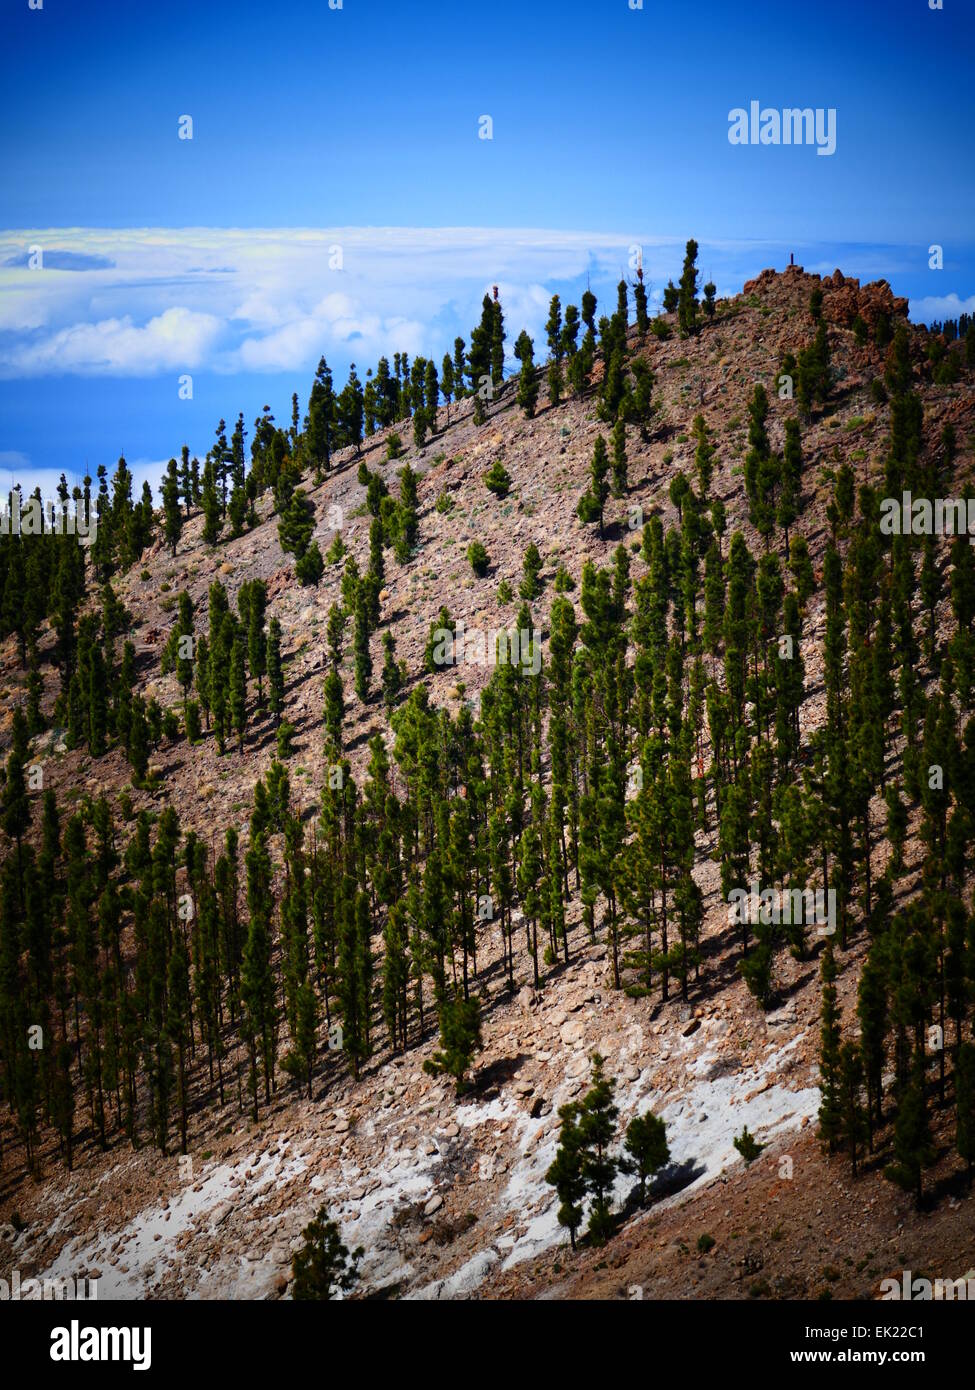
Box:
733, 1126, 765, 1164
484, 461, 512, 497
325, 533, 346, 564
467, 541, 489, 577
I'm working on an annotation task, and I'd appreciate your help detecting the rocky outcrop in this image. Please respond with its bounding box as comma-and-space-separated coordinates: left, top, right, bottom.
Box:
823, 275, 909, 329
741, 266, 909, 331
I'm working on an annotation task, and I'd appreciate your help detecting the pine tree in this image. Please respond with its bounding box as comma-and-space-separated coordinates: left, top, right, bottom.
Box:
577, 436, 610, 536
743, 383, 778, 543
2, 741, 30, 899
452, 336, 467, 399
242, 832, 275, 1117
201, 460, 221, 545
422, 989, 482, 1095
440, 353, 455, 425
956, 1041, 975, 1188
353, 589, 371, 702
818, 940, 843, 1150
838, 1041, 867, 1176
677, 238, 699, 336
336, 363, 364, 453
278, 488, 315, 563
230, 633, 247, 751
577, 1053, 619, 1245
620, 1110, 669, 1205
242, 580, 267, 706
193, 631, 210, 730
520, 543, 543, 602
336, 883, 372, 1078
490, 295, 505, 389
381, 631, 401, 708
295, 542, 324, 587
397, 463, 419, 559
291, 1206, 362, 1300
161, 458, 182, 557
797, 321, 831, 412
423, 357, 439, 432
692, 414, 715, 497
166, 936, 191, 1153
323, 668, 345, 753
178, 444, 193, 517
164, 588, 192, 708
546, 1101, 586, 1249
634, 275, 649, 337
517, 821, 543, 988
545, 295, 563, 406
514, 330, 539, 418
856, 949, 887, 1142
778, 417, 802, 554
127, 696, 150, 784
611, 417, 627, 497
294, 977, 317, 1098
382, 900, 410, 1054
890, 1065, 933, 1209
307, 357, 335, 475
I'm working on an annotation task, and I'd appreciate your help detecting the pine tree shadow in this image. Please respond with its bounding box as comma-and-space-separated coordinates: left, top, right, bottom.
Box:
473, 1053, 533, 1101
615, 1157, 706, 1228
649, 1156, 705, 1202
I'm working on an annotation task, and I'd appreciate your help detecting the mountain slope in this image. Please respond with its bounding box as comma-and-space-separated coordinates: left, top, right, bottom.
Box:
1, 262, 974, 1301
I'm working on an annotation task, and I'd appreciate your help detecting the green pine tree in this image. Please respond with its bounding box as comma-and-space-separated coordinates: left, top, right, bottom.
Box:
620, 1110, 669, 1206
291, 1206, 363, 1300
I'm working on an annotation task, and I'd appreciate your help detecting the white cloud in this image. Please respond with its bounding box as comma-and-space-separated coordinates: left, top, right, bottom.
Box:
1, 306, 222, 377
908, 292, 975, 325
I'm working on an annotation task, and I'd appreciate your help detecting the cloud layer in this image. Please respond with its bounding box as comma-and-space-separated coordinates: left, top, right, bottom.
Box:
1, 228, 965, 383
0, 227, 755, 381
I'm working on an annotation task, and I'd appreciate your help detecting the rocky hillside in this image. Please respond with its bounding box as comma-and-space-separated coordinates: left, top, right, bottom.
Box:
1, 263, 974, 1301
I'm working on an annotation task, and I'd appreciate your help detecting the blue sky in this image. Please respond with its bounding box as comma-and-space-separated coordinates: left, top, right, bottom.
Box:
1, 0, 973, 496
